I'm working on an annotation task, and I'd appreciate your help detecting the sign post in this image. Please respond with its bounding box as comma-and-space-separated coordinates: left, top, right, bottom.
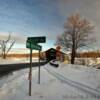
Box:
26, 36, 46, 96
29, 44, 32, 96
38, 50, 41, 84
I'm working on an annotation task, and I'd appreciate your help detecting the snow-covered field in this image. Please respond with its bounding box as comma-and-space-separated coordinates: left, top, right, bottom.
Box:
0, 63, 100, 100
0, 58, 39, 64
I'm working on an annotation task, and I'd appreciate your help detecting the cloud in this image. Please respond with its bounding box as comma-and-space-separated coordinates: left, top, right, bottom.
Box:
0, 32, 26, 44
57, 0, 100, 49
0, 0, 100, 50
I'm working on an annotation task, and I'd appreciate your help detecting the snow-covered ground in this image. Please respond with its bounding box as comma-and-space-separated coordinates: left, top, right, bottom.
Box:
0, 58, 39, 64
0, 63, 100, 100
47, 63, 100, 91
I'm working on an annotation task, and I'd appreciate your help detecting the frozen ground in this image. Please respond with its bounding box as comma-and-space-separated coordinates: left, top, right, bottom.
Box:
0, 58, 39, 64
46, 63, 100, 91
0, 63, 100, 100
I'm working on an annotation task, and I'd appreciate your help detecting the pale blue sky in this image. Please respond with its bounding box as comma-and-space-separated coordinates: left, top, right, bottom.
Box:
0, 0, 100, 51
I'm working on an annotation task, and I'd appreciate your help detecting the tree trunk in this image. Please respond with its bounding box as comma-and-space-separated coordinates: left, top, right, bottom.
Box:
71, 51, 76, 64
3, 52, 6, 59
71, 48, 76, 64
71, 41, 76, 64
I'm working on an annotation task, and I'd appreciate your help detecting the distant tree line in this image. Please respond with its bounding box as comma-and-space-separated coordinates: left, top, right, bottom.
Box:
76, 51, 100, 58
0, 53, 43, 58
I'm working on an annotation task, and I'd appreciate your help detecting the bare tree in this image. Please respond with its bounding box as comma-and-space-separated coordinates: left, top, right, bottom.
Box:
55, 14, 94, 64
0, 34, 15, 59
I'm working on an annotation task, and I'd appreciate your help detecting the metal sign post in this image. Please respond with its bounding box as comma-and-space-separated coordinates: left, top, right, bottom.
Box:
26, 36, 46, 96
38, 50, 41, 84
29, 43, 32, 96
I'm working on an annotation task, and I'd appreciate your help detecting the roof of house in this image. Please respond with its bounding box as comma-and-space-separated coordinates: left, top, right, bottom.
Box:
45, 48, 67, 55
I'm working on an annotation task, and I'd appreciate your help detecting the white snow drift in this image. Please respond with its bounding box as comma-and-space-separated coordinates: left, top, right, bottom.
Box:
0, 63, 100, 100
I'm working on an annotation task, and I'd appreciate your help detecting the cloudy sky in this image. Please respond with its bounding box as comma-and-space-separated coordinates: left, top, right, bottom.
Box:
0, 0, 100, 51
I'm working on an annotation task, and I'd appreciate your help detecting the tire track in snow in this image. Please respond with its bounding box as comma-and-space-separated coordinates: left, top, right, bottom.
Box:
44, 66, 100, 99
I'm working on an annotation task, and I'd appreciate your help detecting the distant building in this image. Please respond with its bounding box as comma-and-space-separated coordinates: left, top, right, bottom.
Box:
40, 48, 68, 61
45, 48, 56, 61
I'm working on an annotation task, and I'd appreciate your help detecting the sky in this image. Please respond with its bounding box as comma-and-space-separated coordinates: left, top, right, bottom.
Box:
0, 0, 100, 52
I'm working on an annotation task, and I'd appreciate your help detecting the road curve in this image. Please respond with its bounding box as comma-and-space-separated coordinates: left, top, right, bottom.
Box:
0, 61, 47, 76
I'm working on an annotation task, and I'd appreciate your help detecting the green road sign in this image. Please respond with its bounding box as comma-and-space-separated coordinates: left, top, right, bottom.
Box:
26, 41, 42, 51
27, 36, 46, 43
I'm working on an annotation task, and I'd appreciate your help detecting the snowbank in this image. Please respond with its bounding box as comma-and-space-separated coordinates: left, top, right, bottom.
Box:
47, 63, 100, 91
0, 58, 39, 64
0, 63, 100, 100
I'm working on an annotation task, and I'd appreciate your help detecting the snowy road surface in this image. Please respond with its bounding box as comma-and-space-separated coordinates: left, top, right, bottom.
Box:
0, 63, 100, 100
44, 66, 100, 98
